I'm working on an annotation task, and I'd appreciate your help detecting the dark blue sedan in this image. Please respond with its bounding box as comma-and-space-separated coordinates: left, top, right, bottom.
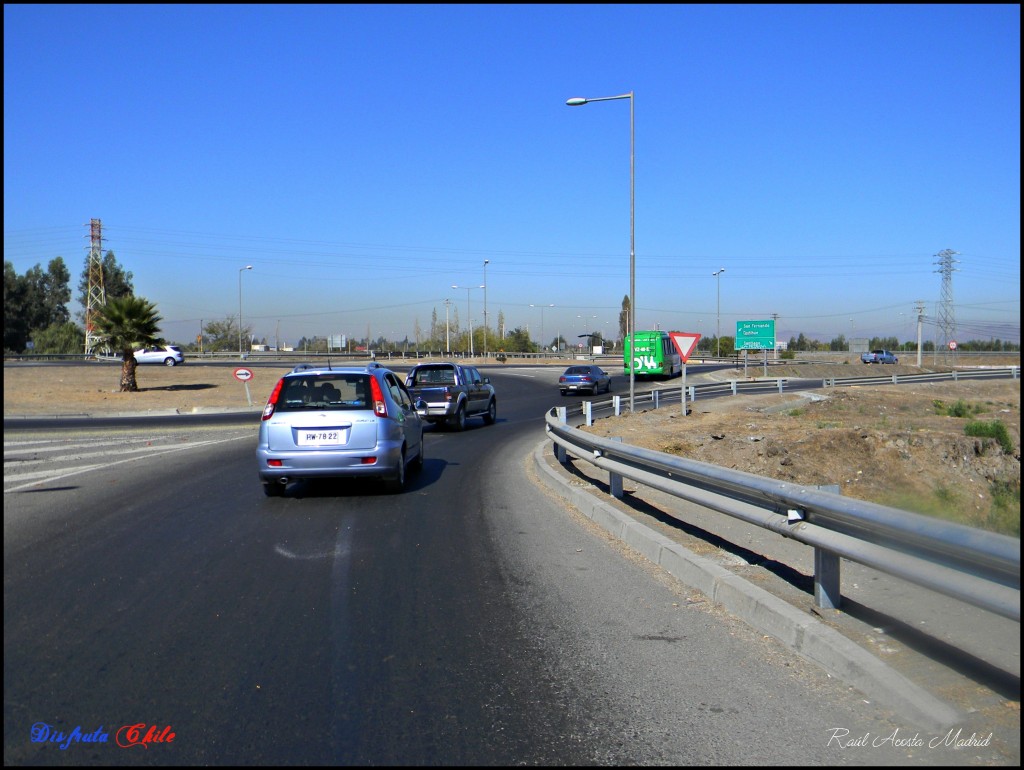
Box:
558, 365, 612, 396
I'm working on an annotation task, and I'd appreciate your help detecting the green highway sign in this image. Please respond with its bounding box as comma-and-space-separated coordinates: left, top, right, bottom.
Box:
735, 319, 776, 350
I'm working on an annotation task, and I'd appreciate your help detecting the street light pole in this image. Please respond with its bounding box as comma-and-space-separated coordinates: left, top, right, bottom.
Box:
713, 268, 725, 357
530, 303, 554, 352
567, 91, 635, 411
444, 298, 451, 354
483, 259, 490, 358
238, 265, 252, 358
452, 284, 484, 358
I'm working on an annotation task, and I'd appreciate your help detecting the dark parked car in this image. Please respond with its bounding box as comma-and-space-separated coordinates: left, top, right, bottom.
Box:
558, 364, 612, 396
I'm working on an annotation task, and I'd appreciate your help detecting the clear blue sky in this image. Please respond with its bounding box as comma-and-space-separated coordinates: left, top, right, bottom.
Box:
4, 4, 1020, 349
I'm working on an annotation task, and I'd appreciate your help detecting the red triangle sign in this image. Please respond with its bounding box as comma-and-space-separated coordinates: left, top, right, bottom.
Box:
669, 332, 701, 363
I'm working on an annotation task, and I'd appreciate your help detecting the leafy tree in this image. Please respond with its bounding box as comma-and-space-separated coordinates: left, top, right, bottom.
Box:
4, 257, 72, 352
31, 322, 85, 354
501, 326, 533, 353
43, 257, 72, 325
202, 316, 251, 352
4, 260, 30, 352
92, 296, 163, 392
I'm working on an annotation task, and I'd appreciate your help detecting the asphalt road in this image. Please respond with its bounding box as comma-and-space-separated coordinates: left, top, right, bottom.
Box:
2, 367, 1011, 765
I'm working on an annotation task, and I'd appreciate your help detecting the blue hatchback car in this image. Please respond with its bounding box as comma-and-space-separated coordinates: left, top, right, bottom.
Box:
256, 364, 425, 496
558, 364, 612, 396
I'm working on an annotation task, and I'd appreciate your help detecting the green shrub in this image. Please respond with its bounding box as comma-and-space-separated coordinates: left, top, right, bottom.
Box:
935, 399, 985, 418
947, 399, 972, 417
964, 420, 1014, 454
987, 481, 1020, 537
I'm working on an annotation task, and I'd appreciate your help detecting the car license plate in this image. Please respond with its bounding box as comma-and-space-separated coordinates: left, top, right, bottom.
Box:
568, 384, 579, 390
296, 429, 345, 446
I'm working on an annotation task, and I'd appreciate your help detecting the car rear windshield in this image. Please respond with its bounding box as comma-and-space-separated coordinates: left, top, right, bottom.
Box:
410, 367, 457, 386
276, 374, 370, 411
566, 367, 591, 375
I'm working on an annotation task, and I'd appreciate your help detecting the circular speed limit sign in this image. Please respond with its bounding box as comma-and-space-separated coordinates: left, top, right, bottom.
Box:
234, 367, 254, 382
948, 341, 957, 351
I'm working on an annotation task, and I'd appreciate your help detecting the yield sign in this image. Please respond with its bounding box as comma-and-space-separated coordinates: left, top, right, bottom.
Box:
669, 332, 701, 363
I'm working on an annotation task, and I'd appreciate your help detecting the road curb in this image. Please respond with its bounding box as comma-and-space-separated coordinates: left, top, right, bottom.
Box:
531, 439, 963, 731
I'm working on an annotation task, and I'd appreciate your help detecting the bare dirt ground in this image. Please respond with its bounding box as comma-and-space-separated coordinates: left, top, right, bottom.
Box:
4, 359, 1020, 534
2, 362, 293, 417
578, 363, 1020, 535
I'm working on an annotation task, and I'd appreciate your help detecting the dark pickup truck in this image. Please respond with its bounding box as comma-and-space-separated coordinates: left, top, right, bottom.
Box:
404, 362, 497, 431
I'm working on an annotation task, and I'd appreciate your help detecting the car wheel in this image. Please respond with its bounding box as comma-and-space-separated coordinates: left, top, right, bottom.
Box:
482, 399, 496, 425
263, 482, 283, 497
386, 450, 407, 493
449, 405, 467, 432
560, 390, 567, 396
164, 358, 177, 366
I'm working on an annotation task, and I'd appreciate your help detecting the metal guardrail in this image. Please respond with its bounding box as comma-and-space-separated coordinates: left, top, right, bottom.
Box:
544, 366, 1021, 622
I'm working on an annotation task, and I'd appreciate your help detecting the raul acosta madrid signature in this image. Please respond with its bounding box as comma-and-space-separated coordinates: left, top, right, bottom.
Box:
30, 722, 175, 750
827, 727, 993, 750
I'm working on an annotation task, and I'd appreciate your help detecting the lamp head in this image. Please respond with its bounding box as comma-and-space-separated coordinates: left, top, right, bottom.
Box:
566, 97, 587, 106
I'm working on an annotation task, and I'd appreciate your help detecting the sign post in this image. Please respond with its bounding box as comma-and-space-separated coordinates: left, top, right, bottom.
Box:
669, 333, 701, 416
234, 367, 254, 406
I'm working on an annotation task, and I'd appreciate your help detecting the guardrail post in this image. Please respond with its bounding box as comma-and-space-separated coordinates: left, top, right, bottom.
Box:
777, 378, 784, 393
814, 549, 841, 610
688, 385, 695, 404
812, 483, 842, 609
583, 400, 593, 426
730, 380, 738, 396
653, 389, 660, 409
609, 437, 624, 498
555, 407, 568, 464
613, 395, 621, 416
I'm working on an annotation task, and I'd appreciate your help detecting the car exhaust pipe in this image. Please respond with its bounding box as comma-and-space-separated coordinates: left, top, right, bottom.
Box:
278, 477, 289, 485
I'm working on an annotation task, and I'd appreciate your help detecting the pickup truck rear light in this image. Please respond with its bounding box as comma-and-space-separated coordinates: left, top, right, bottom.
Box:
262, 378, 285, 420
369, 376, 388, 417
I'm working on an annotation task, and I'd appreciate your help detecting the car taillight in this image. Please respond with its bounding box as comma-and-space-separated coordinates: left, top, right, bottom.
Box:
262, 378, 285, 420
559, 376, 566, 383
369, 376, 388, 417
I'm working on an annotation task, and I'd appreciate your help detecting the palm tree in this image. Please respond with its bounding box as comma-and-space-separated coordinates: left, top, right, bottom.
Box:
93, 295, 163, 392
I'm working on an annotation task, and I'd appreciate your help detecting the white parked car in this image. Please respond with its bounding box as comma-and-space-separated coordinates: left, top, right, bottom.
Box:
133, 345, 185, 366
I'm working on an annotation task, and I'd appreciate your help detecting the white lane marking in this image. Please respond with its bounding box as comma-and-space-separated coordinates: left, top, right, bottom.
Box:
275, 544, 351, 560
5, 442, 209, 468
3, 435, 251, 493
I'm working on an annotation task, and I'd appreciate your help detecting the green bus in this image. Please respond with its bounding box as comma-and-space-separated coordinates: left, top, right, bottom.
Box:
623, 330, 681, 378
